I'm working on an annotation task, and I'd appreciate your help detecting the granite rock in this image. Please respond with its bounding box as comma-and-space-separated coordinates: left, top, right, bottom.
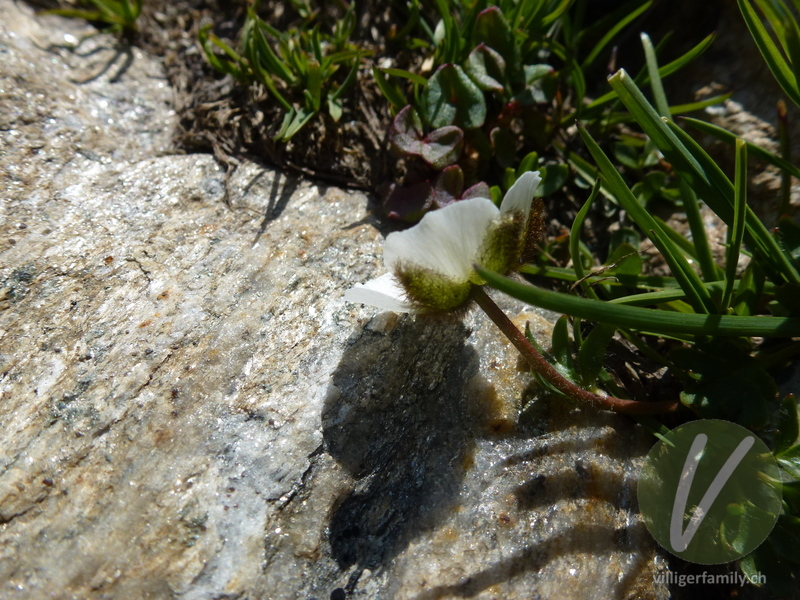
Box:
0, 2, 666, 599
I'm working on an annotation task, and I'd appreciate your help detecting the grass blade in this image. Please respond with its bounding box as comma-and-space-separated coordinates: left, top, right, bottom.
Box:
605, 94, 732, 123
722, 139, 749, 311
667, 119, 800, 283
329, 57, 361, 102
640, 32, 669, 117
379, 67, 428, 86
477, 267, 800, 337
738, 0, 800, 108
584, 32, 715, 113
580, 0, 652, 72
578, 122, 716, 313
372, 66, 408, 110
608, 69, 800, 284
542, 0, 576, 26
682, 116, 800, 180
679, 177, 721, 281
570, 180, 603, 300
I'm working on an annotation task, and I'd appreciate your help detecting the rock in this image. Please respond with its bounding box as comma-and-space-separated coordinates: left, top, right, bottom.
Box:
0, 2, 666, 599
686, 1, 800, 219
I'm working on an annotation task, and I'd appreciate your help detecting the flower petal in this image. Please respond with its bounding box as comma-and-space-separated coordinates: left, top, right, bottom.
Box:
499, 170, 541, 217
384, 197, 500, 282
344, 272, 415, 313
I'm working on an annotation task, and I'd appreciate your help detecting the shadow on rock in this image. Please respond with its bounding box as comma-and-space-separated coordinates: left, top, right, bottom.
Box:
323, 315, 481, 572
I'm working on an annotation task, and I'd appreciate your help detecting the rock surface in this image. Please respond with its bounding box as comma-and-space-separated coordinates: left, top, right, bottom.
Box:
0, 2, 667, 599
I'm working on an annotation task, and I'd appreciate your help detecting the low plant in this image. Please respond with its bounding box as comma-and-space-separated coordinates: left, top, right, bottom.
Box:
375, 0, 725, 222
45, 0, 142, 34
199, 0, 367, 140
477, 30, 800, 591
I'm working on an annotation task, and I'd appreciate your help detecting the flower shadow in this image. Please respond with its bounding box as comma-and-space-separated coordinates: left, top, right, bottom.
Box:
323, 314, 482, 572
324, 308, 662, 597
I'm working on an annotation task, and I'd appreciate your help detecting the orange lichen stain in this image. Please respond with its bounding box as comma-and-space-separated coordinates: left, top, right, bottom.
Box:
438, 527, 459, 543
483, 386, 517, 433
467, 375, 517, 433
487, 584, 505, 596
157, 289, 170, 300
103, 256, 114, 264
153, 428, 172, 448
139, 320, 153, 328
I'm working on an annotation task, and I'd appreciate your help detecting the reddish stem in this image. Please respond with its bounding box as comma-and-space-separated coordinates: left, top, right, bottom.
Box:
472, 287, 680, 415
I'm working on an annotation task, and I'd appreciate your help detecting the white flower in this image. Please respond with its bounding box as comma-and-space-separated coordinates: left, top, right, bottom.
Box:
345, 171, 543, 313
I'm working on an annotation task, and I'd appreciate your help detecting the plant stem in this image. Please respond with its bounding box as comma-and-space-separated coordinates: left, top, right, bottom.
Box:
472, 286, 681, 415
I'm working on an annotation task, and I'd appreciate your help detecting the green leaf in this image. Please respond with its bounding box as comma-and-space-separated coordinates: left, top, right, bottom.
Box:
389, 106, 463, 169
249, 13, 296, 85
275, 107, 315, 141
421, 127, 464, 169
534, 164, 569, 197
305, 60, 323, 112
740, 541, 793, 595
783, 476, 800, 510
476, 266, 800, 338
552, 315, 572, 366
517, 151, 540, 176
327, 97, 343, 122
465, 44, 506, 92
612, 142, 642, 170
542, 0, 575, 26
472, 6, 520, 76
778, 444, 800, 479
372, 66, 408, 110
776, 395, 800, 454
733, 260, 766, 316
329, 57, 361, 102
420, 64, 486, 129
775, 214, 800, 269
199, 25, 244, 80
578, 323, 617, 386
607, 243, 642, 275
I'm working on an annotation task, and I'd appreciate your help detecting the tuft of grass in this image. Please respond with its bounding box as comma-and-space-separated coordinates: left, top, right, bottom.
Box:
200, 1, 368, 141
46, 0, 142, 34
